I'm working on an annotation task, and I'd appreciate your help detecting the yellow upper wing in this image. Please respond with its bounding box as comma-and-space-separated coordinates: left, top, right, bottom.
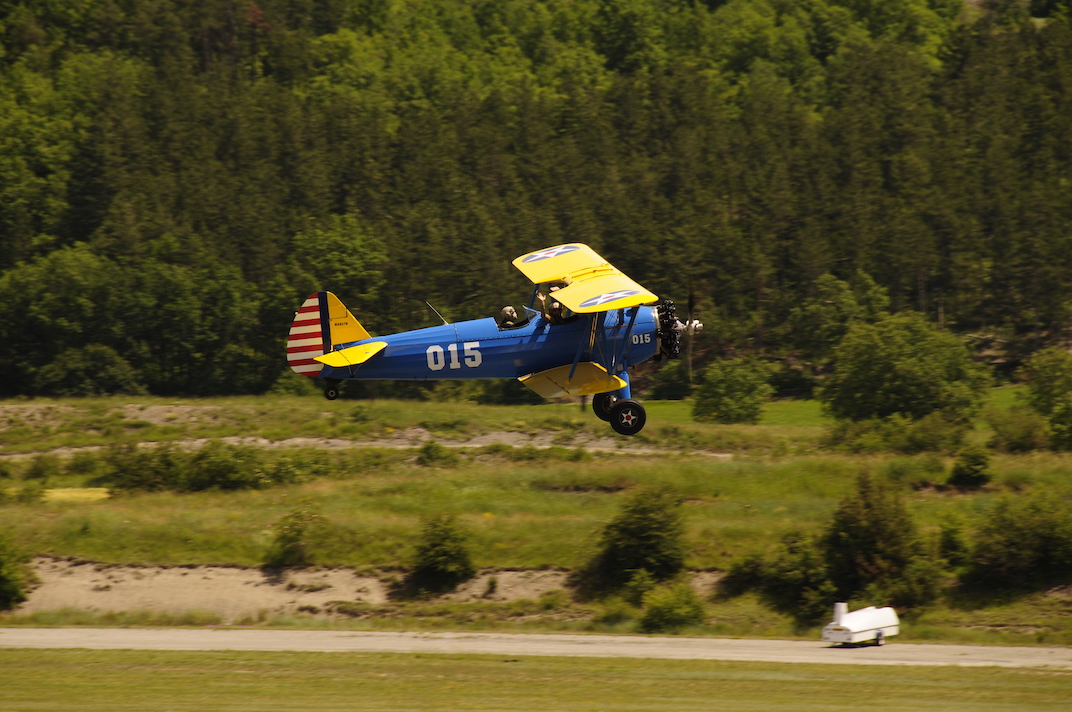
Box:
511, 243, 658, 314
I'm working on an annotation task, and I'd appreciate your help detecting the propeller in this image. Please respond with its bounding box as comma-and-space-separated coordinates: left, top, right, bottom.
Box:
682, 276, 703, 385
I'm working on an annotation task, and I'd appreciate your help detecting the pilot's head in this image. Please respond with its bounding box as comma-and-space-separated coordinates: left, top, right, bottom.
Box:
500, 306, 517, 321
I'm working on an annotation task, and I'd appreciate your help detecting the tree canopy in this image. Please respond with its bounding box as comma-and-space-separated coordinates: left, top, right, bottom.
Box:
1, 1, 1070, 395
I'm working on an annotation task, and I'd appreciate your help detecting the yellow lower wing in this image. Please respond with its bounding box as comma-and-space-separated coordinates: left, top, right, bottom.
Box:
519, 363, 626, 398
314, 341, 387, 368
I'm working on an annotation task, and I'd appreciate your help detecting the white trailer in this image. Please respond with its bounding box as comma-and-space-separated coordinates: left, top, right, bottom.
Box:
822, 602, 899, 645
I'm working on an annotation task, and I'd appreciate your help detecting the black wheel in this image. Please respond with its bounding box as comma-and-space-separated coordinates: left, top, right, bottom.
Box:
609, 399, 646, 436
593, 393, 617, 421
324, 386, 340, 401
592, 393, 617, 421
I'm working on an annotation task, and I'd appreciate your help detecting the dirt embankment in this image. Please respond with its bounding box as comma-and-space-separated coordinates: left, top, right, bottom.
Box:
19, 558, 573, 623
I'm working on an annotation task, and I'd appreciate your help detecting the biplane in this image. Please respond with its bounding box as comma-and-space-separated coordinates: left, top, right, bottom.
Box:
286, 244, 700, 435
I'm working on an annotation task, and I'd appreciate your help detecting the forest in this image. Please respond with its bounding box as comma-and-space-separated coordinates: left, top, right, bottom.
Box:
1, 0, 1071, 397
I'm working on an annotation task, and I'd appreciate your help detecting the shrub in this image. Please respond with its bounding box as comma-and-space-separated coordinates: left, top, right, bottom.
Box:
984, 405, 1050, 452
416, 441, 460, 468
722, 475, 941, 619
1019, 346, 1072, 416
263, 506, 327, 567
743, 532, 837, 624
883, 456, 944, 487
946, 447, 991, 490
404, 514, 475, 595
574, 486, 686, 595
106, 442, 302, 493
692, 358, 774, 424
0, 533, 31, 610
1047, 395, 1072, 451
14, 482, 46, 504
822, 474, 920, 598
637, 582, 706, 633
819, 313, 989, 422
33, 344, 148, 397
25, 454, 61, 480
650, 360, 692, 400
968, 494, 1072, 591
824, 412, 967, 454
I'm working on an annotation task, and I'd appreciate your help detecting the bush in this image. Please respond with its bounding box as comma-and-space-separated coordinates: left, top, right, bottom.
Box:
722, 475, 941, 619
822, 474, 920, 598
984, 405, 1050, 452
968, 494, 1072, 591
0, 533, 31, 610
1047, 395, 1072, 451
946, 447, 991, 490
574, 486, 686, 595
650, 360, 692, 400
106, 442, 302, 494
403, 514, 475, 595
883, 456, 945, 487
692, 358, 774, 424
416, 441, 460, 468
824, 412, 968, 454
263, 507, 327, 567
25, 454, 61, 480
637, 582, 706, 633
14, 482, 46, 504
819, 313, 989, 422
1019, 346, 1072, 416
33, 344, 148, 397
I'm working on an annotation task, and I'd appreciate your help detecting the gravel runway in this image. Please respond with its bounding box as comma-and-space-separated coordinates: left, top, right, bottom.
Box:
2, 628, 1070, 669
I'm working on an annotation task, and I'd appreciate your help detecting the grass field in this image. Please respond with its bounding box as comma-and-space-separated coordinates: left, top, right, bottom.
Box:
3, 649, 1071, 711
4, 389, 1072, 647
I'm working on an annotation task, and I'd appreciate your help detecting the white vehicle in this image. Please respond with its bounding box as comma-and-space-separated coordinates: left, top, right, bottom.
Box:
822, 602, 899, 645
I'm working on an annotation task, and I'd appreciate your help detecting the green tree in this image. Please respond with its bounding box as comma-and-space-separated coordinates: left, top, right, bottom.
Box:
0, 533, 31, 610
822, 473, 920, 598
819, 313, 989, 422
692, 358, 774, 424
1020, 346, 1072, 417
969, 494, 1072, 591
575, 486, 686, 595
404, 514, 476, 595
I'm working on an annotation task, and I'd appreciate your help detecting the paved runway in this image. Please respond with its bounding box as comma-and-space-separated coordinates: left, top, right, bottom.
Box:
3, 628, 1070, 668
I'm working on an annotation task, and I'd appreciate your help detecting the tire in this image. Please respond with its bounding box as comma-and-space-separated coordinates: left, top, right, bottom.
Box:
609, 399, 646, 436
324, 386, 340, 401
592, 393, 617, 421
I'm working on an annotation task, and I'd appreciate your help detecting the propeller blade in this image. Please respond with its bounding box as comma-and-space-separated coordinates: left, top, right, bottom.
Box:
687, 276, 695, 384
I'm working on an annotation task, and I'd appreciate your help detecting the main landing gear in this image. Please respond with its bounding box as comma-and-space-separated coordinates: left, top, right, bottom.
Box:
592, 393, 647, 436
323, 379, 341, 401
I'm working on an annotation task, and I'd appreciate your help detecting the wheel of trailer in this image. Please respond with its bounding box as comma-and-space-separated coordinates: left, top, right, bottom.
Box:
609, 399, 646, 436
324, 386, 340, 401
593, 393, 617, 422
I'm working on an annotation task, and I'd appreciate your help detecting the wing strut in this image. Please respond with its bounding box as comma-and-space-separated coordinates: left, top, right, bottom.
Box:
611, 307, 640, 373
568, 314, 596, 381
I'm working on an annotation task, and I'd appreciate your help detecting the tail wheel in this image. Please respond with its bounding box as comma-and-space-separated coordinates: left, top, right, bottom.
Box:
609, 399, 646, 436
324, 386, 340, 401
593, 393, 617, 421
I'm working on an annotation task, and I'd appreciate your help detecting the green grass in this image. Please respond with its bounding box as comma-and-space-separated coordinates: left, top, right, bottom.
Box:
1, 649, 1069, 711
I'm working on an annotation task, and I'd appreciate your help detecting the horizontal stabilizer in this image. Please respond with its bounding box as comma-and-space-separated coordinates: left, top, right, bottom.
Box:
314, 341, 388, 368
519, 363, 626, 399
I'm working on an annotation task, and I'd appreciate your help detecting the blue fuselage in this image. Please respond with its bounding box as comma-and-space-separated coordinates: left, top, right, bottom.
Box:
319, 306, 661, 382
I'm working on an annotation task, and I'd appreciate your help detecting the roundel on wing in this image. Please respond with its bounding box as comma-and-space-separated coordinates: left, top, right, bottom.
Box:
521, 245, 581, 263
579, 289, 640, 309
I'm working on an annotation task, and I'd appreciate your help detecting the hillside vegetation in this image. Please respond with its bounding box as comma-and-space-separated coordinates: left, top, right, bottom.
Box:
2, 0, 1072, 395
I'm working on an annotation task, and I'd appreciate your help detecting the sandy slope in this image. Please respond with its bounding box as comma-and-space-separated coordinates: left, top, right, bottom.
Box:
20, 558, 570, 622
